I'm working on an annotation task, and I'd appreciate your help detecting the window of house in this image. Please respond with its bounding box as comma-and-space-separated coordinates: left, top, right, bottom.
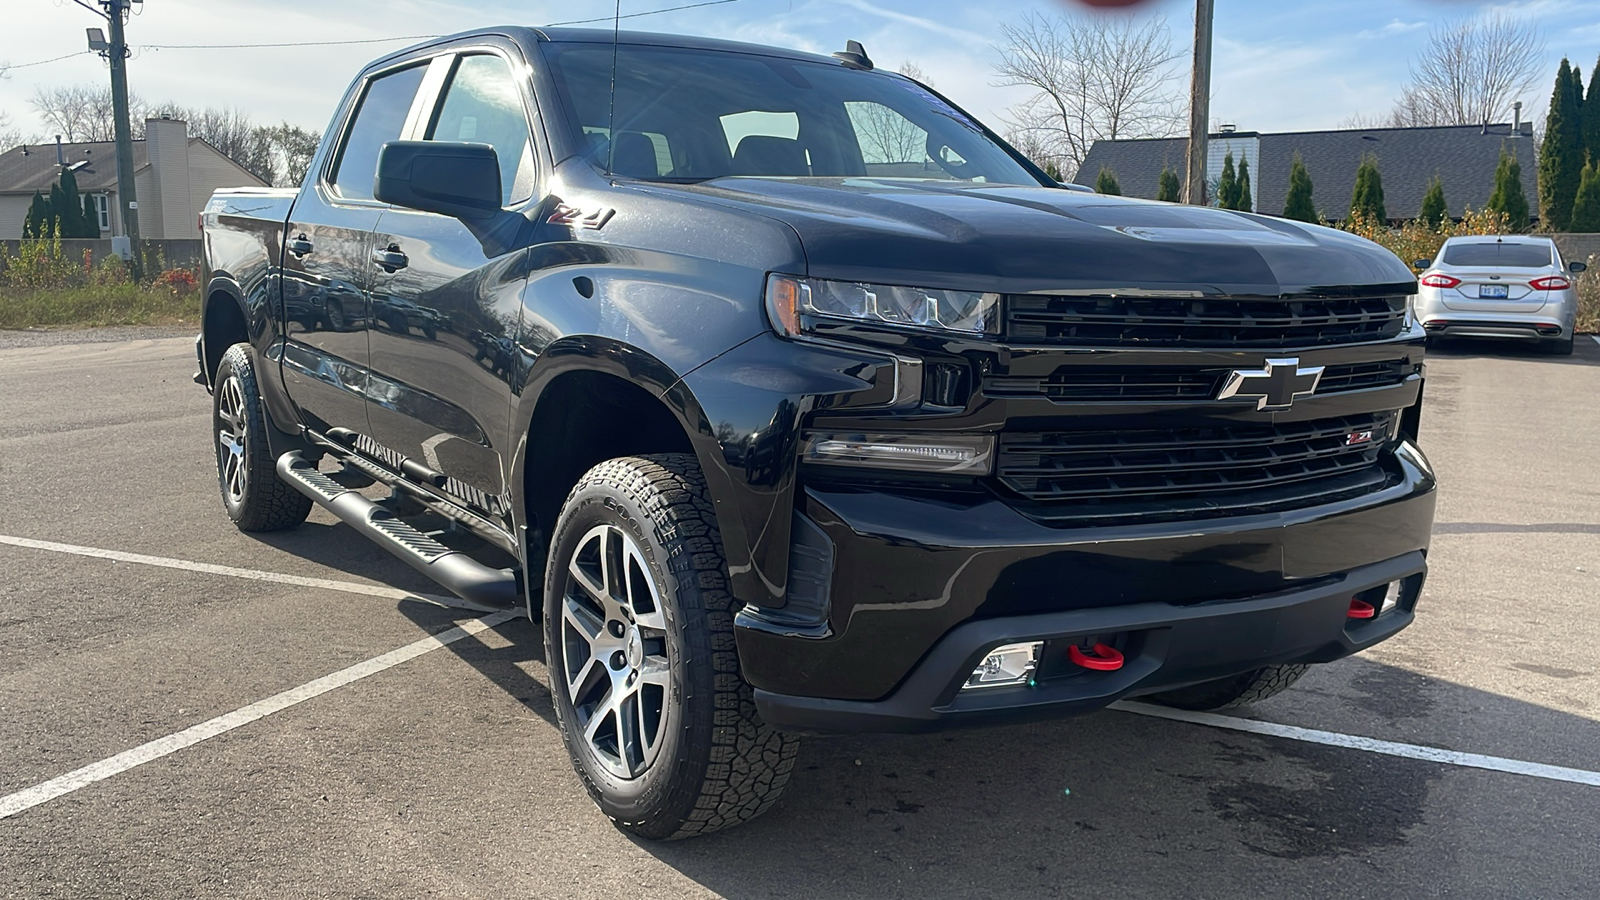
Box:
330, 64, 428, 201
96, 194, 110, 231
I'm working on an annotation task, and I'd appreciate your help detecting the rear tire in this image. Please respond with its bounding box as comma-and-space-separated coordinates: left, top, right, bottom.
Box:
1543, 334, 1574, 356
213, 344, 313, 532
544, 454, 799, 840
1147, 664, 1310, 711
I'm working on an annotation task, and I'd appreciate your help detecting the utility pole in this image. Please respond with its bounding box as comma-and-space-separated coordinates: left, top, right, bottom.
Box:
85, 0, 142, 275
1183, 0, 1214, 206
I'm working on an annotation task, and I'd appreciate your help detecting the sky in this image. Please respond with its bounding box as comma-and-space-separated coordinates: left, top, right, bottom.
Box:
3, 0, 1600, 147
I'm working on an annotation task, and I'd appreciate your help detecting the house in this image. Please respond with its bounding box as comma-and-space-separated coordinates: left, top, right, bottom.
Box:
0, 117, 266, 241
1076, 121, 1538, 223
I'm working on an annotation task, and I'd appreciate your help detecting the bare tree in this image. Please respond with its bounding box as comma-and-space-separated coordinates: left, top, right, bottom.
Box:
261, 122, 321, 187
845, 62, 944, 173
898, 60, 933, 87
1391, 13, 1545, 127
1338, 110, 1394, 130
1004, 123, 1067, 178
30, 84, 145, 143
0, 61, 24, 150
0, 111, 24, 152
850, 103, 926, 168
994, 11, 1183, 180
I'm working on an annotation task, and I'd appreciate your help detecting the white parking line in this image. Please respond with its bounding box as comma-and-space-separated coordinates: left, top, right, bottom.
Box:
4, 535, 1596, 814
0, 610, 518, 820
1116, 702, 1600, 787
0, 534, 497, 612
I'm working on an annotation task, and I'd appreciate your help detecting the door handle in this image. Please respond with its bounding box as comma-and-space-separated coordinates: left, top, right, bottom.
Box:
287, 234, 314, 257
372, 245, 409, 273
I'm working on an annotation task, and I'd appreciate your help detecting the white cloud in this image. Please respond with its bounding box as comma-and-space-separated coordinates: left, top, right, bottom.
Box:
828, 0, 991, 48
1356, 19, 1427, 39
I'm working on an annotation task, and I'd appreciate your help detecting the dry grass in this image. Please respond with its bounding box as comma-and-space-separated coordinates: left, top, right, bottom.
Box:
1578, 256, 1600, 334
0, 284, 197, 330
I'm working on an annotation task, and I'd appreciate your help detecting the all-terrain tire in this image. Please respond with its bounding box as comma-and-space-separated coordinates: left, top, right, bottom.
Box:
213, 343, 313, 532
544, 454, 799, 840
1147, 664, 1311, 711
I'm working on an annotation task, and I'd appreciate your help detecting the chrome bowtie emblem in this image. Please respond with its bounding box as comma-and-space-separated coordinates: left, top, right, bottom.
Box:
1217, 357, 1325, 411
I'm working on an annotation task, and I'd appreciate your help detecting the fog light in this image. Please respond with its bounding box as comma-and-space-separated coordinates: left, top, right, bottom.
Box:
804, 433, 994, 474
1381, 580, 1402, 614
963, 641, 1041, 689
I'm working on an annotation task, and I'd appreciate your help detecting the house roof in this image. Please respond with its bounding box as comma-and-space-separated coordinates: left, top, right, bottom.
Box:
1076, 123, 1538, 221
0, 139, 150, 195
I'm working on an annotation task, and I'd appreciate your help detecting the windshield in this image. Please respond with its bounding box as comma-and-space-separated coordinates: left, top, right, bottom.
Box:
1442, 242, 1554, 268
543, 42, 1043, 186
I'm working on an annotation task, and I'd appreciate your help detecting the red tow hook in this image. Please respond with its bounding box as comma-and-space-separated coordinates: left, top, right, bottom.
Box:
1068, 643, 1125, 671
1347, 598, 1377, 619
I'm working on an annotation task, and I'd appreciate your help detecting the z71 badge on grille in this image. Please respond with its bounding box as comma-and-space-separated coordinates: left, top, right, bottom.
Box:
1217, 358, 1325, 411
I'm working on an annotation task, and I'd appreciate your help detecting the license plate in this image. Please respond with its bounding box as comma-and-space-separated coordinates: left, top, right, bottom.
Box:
1479, 284, 1509, 299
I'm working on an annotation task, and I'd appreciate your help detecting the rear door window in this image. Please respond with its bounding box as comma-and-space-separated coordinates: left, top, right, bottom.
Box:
330, 65, 428, 201
1442, 243, 1553, 268
426, 53, 537, 205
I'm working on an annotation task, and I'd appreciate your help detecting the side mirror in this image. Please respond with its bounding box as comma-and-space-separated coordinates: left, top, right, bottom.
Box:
375, 141, 501, 220
1412, 259, 1430, 269
1570, 261, 1587, 273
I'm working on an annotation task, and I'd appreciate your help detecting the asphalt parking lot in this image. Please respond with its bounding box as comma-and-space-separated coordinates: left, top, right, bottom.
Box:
2, 329, 1598, 899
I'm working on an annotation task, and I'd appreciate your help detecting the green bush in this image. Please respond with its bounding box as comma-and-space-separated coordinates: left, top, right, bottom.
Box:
0, 236, 198, 329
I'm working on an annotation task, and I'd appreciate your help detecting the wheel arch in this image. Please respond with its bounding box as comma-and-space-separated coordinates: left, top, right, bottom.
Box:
511, 336, 729, 591
201, 278, 250, 383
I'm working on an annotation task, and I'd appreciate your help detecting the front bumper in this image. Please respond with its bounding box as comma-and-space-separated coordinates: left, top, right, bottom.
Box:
755, 551, 1424, 733
737, 443, 1436, 732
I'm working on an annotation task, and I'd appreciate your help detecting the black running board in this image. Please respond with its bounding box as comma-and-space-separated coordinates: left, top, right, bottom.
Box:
277, 451, 520, 609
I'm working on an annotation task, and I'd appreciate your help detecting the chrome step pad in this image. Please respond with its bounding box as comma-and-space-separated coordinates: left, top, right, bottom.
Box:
275, 451, 520, 608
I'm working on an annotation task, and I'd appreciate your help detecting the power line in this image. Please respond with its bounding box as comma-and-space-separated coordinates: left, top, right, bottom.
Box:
9, 0, 743, 70
6, 50, 96, 69
141, 35, 438, 50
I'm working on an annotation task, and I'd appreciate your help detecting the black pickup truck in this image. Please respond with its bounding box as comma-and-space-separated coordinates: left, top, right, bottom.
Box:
197, 27, 1436, 840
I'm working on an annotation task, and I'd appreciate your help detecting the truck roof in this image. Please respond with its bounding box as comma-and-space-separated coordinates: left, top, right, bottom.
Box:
370, 26, 841, 71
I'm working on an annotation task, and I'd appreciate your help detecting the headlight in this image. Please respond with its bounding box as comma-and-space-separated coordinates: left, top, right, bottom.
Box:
766, 274, 1001, 337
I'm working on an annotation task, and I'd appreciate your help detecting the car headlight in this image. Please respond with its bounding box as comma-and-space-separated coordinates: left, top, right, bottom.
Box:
766, 274, 1001, 337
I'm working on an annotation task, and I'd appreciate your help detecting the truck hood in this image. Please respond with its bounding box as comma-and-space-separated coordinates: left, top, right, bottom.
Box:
668, 177, 1415, 297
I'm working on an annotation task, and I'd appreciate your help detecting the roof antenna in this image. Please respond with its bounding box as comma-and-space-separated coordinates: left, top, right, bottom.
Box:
606, 0, 621, 176
832, 40, 873, 71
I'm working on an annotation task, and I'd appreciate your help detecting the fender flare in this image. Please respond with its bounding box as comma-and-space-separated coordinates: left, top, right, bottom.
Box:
507, 334, 738, 547
200, 275, 251, 382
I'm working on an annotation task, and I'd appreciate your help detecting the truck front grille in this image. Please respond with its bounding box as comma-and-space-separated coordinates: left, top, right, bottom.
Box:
1005, 294, 1407, 347
984, 360, 1410, 403
996, 412, 1396, 511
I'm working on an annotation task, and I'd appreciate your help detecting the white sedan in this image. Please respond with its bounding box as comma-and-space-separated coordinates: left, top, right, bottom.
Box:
1413, 235, 1584, 356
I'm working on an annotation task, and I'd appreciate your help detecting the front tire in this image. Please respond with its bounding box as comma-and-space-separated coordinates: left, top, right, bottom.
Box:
1147, 664, 1310, 711
212, 344, 313, 532
544, 454, 799, 840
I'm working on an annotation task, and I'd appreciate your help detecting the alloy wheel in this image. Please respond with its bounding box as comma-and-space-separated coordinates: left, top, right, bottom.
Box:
216, 374, 249, 505
560, 524, 672, 780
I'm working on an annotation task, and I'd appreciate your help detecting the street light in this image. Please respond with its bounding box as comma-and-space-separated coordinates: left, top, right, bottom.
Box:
86, 27, 109, 53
